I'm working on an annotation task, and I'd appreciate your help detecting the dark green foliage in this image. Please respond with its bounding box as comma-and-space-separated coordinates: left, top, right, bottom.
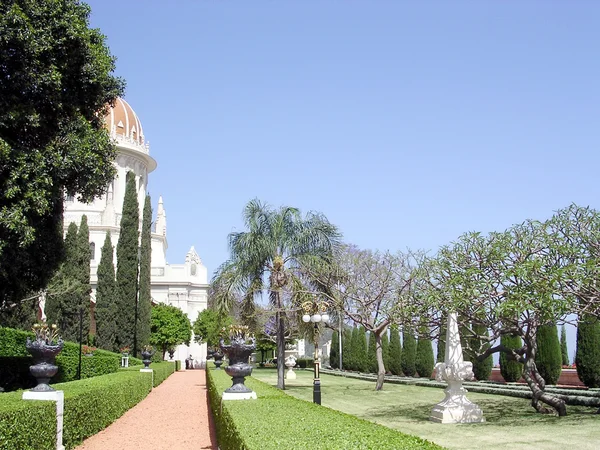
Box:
367, 331, 377, 373
206, 367, 443, 450
95, 232, 117, 352
115, 171, 139, 352
560, 325, 569, 366
575, 315, 600, 388
415, 332, 434, 378
381, 330, 390, 371
150, 304, 192, 358
137, 195, 152, 353
535, 324, 562, 385
500, 334, 524, 382
295, 358, 314, 369
401, 329, 417, 377
437, 323, 446, 363
357, 326, 368, 372
0, 393, 56, 450
470, 324, 493, 381
74, 215, 91, 339
388, 326, 402, 376
341, 327, 351, 370
330, 330, 339, 369
0, 0, 124, 309
55, 356, 119, 382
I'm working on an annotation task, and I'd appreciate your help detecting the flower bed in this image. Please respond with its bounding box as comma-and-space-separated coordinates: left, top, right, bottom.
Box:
206, 365, 442, 450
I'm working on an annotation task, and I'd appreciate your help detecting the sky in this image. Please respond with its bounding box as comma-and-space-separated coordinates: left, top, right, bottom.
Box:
87, 1, 599, 357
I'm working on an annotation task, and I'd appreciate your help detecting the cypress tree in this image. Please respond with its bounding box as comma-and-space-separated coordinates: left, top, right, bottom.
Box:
95, 232, 118, 352
341, 327, 351, 371
575, 315, 600, 388
367, 331, 377, 373
535, 323, 562, 385
348, 326, 360, 371
437, 322, 446, 363
75, 215, 91, 342
357, 326, 368, 372
470, 324, 493, 381
401, 328, 417, 377
415, 329, 434, 378
560, 325, 569, 366
115, 172, 139, 351
500, 334, 523, 382
388, 326, 402, 375
45, 222, 78, 339
381, 329, 390, 371
136, 194, 152, 355
330, 330, 339, 369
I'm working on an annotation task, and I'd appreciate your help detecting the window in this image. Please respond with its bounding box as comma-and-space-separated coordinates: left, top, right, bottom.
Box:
89, 242, 96, 261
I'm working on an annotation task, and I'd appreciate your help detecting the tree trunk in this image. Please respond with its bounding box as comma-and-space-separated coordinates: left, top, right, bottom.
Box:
521, 343, 567, 416
375, 332, 385, 391
276, 291, 285, 390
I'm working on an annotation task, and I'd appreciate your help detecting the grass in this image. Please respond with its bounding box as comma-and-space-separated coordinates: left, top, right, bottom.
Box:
252, 368, 600, 450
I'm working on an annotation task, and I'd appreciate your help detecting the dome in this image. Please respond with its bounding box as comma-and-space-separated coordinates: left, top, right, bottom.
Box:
104, 98, 149, 153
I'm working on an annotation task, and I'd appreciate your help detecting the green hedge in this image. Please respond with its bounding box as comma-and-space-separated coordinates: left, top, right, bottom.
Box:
0, 392, 56, 450
206, 367, 442, 450
120, 361, 176, 387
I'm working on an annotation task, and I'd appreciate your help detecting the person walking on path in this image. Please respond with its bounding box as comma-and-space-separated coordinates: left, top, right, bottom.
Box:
77, 369, 217, 450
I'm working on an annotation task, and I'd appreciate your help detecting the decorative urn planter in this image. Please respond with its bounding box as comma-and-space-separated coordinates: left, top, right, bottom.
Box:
220, 325, 256, 396
213, 352, 224, 369
25, 324, 64, 392
285, 355, 297, 380
141, 348, 154, 369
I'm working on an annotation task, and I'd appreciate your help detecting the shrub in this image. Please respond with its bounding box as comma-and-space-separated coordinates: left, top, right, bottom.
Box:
401, 329, 416, 377
151, 361, 176, 387
535, 324, 562, 385
55, 356, 119, 382
367, 331, 377, 373
388, 326, 402, 376
207, 367, 442, 450
0, 392, 56, 450
295, 358, 313, 369
575, 315, 600, 388
330, 330, 339, 369
500, 334, 523, 382
469, 324, 493, 381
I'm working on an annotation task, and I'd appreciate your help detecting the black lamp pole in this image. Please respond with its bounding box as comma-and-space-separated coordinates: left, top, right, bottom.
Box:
313, 322, 321, 405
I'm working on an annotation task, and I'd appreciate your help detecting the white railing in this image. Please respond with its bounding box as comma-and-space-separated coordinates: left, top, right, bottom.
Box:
110, 126, 150, 154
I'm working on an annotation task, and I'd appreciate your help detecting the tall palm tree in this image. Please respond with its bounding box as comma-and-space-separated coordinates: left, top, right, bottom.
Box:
212, 199, 341, 389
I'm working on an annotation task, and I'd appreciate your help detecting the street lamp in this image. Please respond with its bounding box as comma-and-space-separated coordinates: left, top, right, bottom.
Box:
302, 300, 329, 405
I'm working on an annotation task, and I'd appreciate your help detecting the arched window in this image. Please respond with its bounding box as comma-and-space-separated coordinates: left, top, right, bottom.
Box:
89, 242, 96, 261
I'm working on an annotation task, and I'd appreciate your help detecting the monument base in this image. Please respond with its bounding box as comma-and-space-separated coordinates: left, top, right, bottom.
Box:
430, 387, 485, 424
285, 370, 297, 380
222, 391, 257, 400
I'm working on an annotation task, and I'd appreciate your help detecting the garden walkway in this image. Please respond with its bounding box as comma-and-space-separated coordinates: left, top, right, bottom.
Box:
76, 369, 217, 450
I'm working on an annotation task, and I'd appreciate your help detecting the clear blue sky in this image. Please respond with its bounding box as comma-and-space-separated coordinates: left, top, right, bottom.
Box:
87, 1, 599, 283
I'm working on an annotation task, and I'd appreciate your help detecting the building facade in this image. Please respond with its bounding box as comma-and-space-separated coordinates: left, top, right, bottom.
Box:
63, 98, 208, 365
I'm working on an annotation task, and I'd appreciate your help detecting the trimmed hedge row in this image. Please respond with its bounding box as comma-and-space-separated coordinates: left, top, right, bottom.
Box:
207, 367, 442, 450
0, 393, 56, 450
0, 361, 177, 449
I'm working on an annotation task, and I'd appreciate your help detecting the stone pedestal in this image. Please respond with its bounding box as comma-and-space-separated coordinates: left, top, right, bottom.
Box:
222, 391, 257, 400
430, 312, 485, 424
23, 390, 65, 450
285, 367, 297, 380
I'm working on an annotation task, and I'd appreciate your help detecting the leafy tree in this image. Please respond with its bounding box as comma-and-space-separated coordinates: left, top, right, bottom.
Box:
193, 308, 232, 348
211, 199, 341, 390
0, 0, 124, 309
500, 334, 524, 382
95, 232, 118, 351
401, 329, 417, 377
150, 304, 192, 359
330, 330, 340, 369
137, 194, 152, 351
115, 172, 139, 354
535, 324, 562, 385
575, 315, 600, 388
74, 215, 91, 340
388, 326, 402, 376
469, 324, 493, 381
560, 325, 569, 366
415, 330, 434, 378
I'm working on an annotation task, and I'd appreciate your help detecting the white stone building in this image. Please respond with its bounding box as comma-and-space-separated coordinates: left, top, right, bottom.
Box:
63, 98, 208, 366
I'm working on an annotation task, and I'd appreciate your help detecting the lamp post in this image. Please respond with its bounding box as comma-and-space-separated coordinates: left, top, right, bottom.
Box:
302, 301, 330, 405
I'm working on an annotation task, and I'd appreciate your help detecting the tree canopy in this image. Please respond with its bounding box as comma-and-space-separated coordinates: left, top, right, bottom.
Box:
0, 0, 124, 308
150, 304, 192, 358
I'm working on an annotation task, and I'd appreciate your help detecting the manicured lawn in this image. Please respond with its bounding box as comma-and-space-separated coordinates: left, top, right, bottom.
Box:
252, 368, 600, 450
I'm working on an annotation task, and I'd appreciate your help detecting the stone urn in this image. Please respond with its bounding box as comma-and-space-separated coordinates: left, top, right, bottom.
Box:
285, 355, 297, 380
141, 348, 154, 369
213, 351, 224, 369
220, 325, 256, 395
25, 325, 64, 392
